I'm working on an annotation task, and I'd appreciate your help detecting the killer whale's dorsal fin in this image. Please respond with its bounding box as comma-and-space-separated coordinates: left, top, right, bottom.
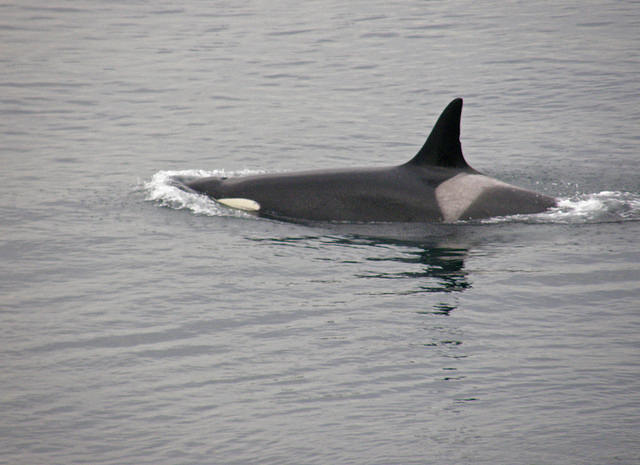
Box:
406, 98, 471, 170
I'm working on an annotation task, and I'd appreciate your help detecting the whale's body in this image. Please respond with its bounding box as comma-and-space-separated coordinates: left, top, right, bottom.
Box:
186, 98, 556, 223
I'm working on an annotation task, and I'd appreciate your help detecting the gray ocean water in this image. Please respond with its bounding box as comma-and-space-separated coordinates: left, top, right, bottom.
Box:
2, 1, 639, 464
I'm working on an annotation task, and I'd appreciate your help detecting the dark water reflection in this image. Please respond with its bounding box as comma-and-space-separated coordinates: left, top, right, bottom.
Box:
353, 239, 470, 314
362, 246, 469, 291
251, 228, 472, 314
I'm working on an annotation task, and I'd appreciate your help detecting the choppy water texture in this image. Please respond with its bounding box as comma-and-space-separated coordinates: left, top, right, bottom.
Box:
2, 1, 639, 464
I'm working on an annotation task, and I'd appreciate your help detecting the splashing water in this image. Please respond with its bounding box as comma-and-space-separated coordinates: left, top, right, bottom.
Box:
539, 191, 640, 224
143, 169, 265, 218
478, 191, 640, 224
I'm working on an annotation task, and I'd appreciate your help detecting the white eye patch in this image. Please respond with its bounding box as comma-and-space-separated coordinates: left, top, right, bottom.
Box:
216, 198, 261, 212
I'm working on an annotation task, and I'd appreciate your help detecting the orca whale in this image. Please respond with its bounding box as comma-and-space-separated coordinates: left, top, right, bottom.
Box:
185, 98, 556, 223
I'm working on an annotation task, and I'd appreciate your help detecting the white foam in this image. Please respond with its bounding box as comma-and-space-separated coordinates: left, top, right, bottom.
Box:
483, 191, 640, 224
142, 169, 265, 218
541, 191, 640, 223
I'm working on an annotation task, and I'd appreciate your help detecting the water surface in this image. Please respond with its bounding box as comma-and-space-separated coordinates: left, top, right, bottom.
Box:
1, 1, 639, 464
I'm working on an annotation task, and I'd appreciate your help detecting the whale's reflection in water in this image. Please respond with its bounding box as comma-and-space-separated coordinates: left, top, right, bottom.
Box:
253, 222, 474, 315
337, 237, 469, 315
360, 245, 470, 306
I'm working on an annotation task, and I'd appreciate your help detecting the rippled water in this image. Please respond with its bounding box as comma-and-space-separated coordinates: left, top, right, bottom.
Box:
2, 1, 639, 464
